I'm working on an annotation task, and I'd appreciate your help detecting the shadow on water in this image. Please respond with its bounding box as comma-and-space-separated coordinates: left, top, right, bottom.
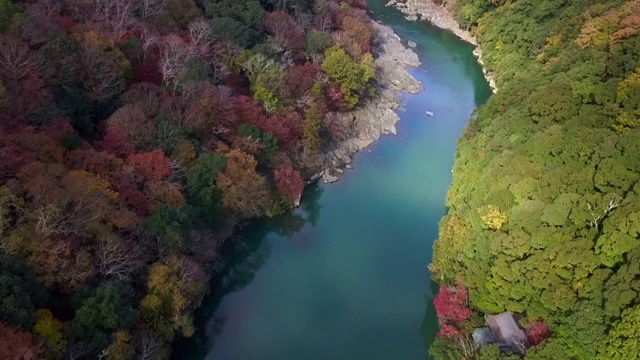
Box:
172, 185, 324, 359
421, 279, 441, 355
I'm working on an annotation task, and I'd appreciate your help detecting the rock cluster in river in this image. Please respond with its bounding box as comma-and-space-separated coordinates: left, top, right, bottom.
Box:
321, 22, 421, 183
386, 0, 497, 92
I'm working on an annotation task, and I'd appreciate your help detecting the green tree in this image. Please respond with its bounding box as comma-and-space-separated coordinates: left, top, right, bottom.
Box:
306, 31, 333, 54
237, 124, 279, 163
140, 257, 202, 341
167, 0, 202, 27
428, 338, 459, 360
179, 59, 212, 87
186, 151, 227, 222
303, 106, 322, 153
321, 46, 374, 108
0, 255, 47, 329
0, 0, 20, 33
67, 281, 137, 355
598, 305, 640, 360
210, 17, 258, 48
33, 309, 67, 359
146, 205, 189, 255
555, 302, 606, 360
206, 0, 265, 29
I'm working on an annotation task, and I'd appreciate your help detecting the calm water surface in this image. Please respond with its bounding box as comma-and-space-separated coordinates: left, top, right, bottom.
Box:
176, 1, 491, 359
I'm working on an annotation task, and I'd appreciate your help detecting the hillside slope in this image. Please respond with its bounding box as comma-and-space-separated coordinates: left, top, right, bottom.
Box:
430, 0, 640, 359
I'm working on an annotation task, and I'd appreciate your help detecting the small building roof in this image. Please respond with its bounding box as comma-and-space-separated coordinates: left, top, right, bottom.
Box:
485, 312, 530, 354
473, 327, 496, 348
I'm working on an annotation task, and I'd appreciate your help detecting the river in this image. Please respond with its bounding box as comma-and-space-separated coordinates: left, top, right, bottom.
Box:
174, 2, 491, 359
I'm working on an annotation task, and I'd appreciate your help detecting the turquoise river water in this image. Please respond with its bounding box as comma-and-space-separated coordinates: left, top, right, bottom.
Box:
175, 1, 491, 359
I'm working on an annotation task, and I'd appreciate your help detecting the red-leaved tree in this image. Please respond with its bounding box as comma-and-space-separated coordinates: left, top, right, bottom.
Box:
326, 82, 348, 111
526, 321, 551, 346
97, 128, 135, 157
433, 280, 472, 339
265, 11, 305, 53
274, 164, 305, 203
287, 63, 320, 99
0, 323, 45, 360
126, 149, 172, 182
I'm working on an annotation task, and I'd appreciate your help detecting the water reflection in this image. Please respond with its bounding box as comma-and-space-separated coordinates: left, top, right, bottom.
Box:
172, 185, 324, 359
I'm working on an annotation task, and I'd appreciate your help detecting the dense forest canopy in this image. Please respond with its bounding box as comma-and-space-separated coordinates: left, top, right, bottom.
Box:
0, 0, 380, 358
430, 0, 640, 359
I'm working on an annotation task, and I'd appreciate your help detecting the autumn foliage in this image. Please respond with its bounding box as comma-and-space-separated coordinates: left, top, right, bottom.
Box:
274, 164, 305, 203
127, 149, 172, 182
0, 323, 44, 360
526, 321, 552, 346
433, 281, 473, 339
0, 0, 379, 356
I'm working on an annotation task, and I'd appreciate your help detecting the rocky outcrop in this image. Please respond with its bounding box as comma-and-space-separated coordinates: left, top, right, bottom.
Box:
386, 0, 498, 93
321, 22, 421, 183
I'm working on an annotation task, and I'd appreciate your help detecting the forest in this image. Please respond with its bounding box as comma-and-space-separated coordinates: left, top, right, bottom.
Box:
0, 0, 379, 358
429, 0, 640, 359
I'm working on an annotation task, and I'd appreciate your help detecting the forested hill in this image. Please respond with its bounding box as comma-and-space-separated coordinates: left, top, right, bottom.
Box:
0, 0, 379, 358
429, 0, 640, 359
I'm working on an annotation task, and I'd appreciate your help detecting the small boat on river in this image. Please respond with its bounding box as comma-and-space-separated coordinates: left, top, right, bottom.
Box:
306, 170, 325, 185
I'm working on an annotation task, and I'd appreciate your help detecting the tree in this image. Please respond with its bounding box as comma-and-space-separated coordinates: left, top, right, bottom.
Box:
525, 339, 570, 360
526, 321, 551, 346
287, 63, 320, 99
67, 281, 137, 355
188, 20, 211, 47
167, 0, 202, 27
158, 35, 194, 92
303, 106, 322, 153
186, 151, 227, 220
0, 0, 21, 33
97, 129, 134, 158
556, 302, 606, 359
209, 17, 258, 48
140, 256, 204, 341
104, 103, 155, 151
0, 255, 47, 329
216, 149, 270, 217
433, 281, 472, 338
274, 164, 305, 204
126, 149, 172, 182
321, 45, 374, 108
340, 16, 372, 56
96, 234, 144, 280
145, 205, 188, 255
205, 0, 265, 29
265, 11, 304, 52
104, 330, 133, 360
139, 0, 167, 19
0, 36, 38, 84
79, 43, 126, 101
0, 323, 45, 360
305, 31, 333, 54
237, 124, 279, 163
598, 304, 640, 359
428, 337, 461, 360
134, 330, 168, 360
181, 81, 235, 138
0, 185, 24, 238
33, 309, 67, 358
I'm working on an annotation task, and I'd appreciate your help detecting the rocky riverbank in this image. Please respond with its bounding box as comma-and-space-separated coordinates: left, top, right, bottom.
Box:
321, 22, 421, 183
386, 0, 497, 92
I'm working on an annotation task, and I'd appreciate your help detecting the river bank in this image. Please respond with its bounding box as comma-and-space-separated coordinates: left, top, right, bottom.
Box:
320, 22, 421, 183
385, 0, 497, 92
173, 1, 491, 357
